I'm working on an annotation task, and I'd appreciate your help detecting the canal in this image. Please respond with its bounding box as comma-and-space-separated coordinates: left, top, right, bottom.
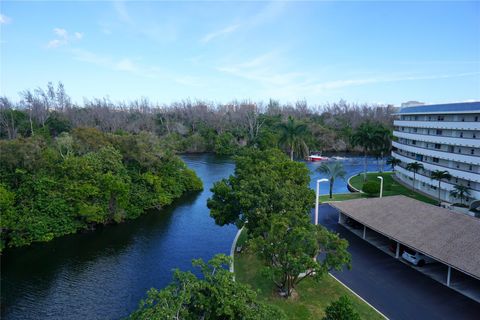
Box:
1, 154, 388, 320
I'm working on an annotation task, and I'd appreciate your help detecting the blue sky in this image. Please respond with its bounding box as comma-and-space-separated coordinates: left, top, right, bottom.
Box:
1, 1, 479, 106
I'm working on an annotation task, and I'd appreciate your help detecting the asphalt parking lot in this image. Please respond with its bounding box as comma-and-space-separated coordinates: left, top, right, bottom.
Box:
317, 204, 480, 320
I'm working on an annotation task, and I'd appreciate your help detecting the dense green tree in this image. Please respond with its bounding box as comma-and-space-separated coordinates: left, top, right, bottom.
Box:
405, 162, 424, 191
45, 112, 72, 137
207, 148, 315, 237
278, 116, 309, 160
215, 132, 238, 155
0, 131, 203, 250
129, 254, 286, 320
323, 296, 361, 320
252, 213, 351, 298
317, 161, 347, 199
430, 170, 452, 205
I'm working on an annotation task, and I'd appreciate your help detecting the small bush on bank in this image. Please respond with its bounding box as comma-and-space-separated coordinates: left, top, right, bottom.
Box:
362, 181, 380, 196
323, 295, 361, 320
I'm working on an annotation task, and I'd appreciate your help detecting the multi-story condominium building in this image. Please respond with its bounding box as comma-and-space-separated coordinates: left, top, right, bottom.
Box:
392, 102, 480, 209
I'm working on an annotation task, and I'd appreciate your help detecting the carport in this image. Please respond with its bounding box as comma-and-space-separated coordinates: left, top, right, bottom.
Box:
331, 195, 480, 301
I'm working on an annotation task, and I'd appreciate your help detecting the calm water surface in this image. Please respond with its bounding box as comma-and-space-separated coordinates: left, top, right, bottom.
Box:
1, 154, 387, 320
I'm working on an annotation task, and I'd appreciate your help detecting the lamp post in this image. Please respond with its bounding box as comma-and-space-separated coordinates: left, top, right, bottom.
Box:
315, 178, 329, 225
377, 176, 384, 198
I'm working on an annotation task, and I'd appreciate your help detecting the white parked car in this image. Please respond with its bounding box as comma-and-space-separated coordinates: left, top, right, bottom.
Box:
401, 248, 435, 267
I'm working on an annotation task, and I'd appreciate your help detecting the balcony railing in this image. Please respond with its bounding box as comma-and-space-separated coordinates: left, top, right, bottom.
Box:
392, 141, 480, 165
394, 120, 480, 130
395, 165, 480, 195
393, 131, 480, 148
391, 151, 480, 183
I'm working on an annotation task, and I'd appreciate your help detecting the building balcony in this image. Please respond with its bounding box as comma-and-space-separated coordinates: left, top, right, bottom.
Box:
391, 151, 480, 183
395, 166, 480, 199
393, 131, 480, 148
392, 141, 480, 165
394, 120, 479, 131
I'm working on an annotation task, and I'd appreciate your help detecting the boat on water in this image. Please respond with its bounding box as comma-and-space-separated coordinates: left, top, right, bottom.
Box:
331, 156, 347, 160
306, 154, 329, 161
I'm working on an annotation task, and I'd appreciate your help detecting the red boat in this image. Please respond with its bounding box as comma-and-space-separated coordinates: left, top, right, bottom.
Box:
306, 154, 329, 161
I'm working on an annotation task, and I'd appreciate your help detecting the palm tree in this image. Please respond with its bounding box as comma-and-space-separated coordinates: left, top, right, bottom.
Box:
351, 122, 380, 181
430, 170, 452, 205
450, 185, 471, 206
278, 116, 309, 161
374, 126, 392, 173
405, 162, 424, 191
386, 157, 401, 172
317, 161, 347, 199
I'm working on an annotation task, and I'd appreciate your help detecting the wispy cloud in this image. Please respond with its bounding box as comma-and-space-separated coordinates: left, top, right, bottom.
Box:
113, 0, 132, 24
200, 1, 287, 44
218, 52, 480, 100
0, 14, 12, 25
47, 28, 83, 48
70, 49, 140, 74
201, 24, 240, 43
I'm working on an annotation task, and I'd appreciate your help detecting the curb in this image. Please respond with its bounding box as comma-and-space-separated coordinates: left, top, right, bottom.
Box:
347, 171, 394, 194
230, 227, 244, 276
329, 273, 389, 320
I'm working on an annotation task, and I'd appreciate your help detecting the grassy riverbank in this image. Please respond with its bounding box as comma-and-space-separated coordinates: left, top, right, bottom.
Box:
234, 231, 384, 320
349, 172, 437, 205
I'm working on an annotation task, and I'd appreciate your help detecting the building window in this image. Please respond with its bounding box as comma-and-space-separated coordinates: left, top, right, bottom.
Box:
412, 140, 417, 145
449, 146, 454, 153
460, 132, 463, 138
456, 163, 460, 169
461, 117, 465, 122
401, 127, 405, 131
469, 165, 473, 171
433, 157, 439, 163
414, 116, 418, 120
468, 181, 471, 187
472, 149, 475, 155
473, 133, 477, 139
455, 178, 458, 183
413, 128, 418, 133
428, 116, 432, 121
438, 116, 444, 121
436, 129, 442, 135
475, 116, 478, 122
434, 144, 441, 149
458, 148, 462, 154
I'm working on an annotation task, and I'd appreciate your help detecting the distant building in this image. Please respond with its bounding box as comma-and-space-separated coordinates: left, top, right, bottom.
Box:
392, 102, 480, 207
400, 101, 425, 108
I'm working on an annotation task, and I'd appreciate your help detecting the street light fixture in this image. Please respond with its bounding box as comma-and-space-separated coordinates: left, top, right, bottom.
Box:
315, 178, 329, 225
377, 176, 384, 198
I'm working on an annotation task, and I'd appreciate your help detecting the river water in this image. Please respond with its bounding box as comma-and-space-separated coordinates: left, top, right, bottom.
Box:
1, 154, 387, 320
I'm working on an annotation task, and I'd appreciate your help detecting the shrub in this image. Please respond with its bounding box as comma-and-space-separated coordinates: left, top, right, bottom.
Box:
323, 295, 361, 320
362, 181, 380, 196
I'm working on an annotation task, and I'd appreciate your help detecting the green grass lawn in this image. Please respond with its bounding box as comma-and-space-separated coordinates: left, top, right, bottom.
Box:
349, 172, 438, 205
234, 231, 384, 320
319, 193, 366, 202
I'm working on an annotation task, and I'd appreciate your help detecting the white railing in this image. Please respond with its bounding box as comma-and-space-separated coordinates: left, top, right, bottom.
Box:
394, 120, 480, 131
396, 166, 456, 191
393, 131, 480, 148
395, 166, 480, 200
391, 151, 480, 183
393, 141, 480, 165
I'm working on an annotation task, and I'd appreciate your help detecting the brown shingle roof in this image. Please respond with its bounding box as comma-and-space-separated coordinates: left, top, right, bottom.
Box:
330, 195, 480, 279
